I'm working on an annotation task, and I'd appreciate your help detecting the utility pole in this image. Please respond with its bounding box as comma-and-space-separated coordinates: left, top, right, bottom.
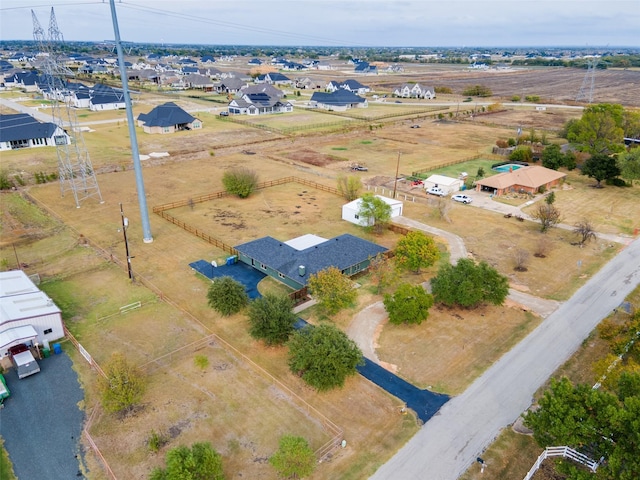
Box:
120, 203, 133, 281
392, 152, 401, 199
109, 0, 153, 243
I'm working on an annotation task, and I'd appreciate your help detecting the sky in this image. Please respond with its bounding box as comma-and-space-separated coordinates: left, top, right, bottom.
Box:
1, 0, 639, 48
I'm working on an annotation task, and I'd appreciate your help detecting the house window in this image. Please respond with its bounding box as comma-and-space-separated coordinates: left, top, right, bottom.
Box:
278, 273, 285, 279
163, 127, 170, 133
354, 214, 359, 219
44, 328, 52, 334
260, 264, 267, 270
54, 135, 67, 145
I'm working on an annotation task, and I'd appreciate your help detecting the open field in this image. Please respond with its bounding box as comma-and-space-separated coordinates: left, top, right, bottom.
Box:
2, 65, 639, 479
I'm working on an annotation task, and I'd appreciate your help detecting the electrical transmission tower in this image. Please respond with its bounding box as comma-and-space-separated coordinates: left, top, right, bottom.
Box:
32, 8, 103, 208
576, 58, 599, 104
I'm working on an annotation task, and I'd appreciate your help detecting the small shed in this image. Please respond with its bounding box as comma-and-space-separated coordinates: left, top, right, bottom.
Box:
342, 195, 403, 226
423, 174, 464, 194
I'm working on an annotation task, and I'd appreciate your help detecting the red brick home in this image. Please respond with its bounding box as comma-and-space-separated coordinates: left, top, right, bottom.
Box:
475, 165, 566, 196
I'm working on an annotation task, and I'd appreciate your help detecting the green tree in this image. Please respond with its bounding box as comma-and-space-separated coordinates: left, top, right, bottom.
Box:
99, 352, 146, 414
581, 153, 621, 187
269, 435, 316, 479
383, 283, 433, 325
509, 146, 533, 163
395, 231, 440, 274
567, 103, 626, 154
357, 193, 392, 234
462, 85, 492, 97
287, 324, 363, 391
207, 276, 248, 316
531, 203, 561, 232
336, 174, 362, 201
222, 167, 259, 198
307, 266, 357, 315
150, 442, 224, 480
617, 148, 640, 184
247, 293, 297, 346
431, 258, 509, 308
541, 144, 564, 170
524, 375, 640, 480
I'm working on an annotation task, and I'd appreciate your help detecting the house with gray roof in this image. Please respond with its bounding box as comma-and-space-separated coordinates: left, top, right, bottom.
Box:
234, 233, 387, 290
256, 72, 293, 86
393, 83, 436, 99
310, 90, 368, 111
228, 92, 292, 116
136, 102, 202, 134
0, 113, 70, 151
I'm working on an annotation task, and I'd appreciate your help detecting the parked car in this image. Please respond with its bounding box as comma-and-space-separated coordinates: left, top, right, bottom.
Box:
452, 194, 473, 204
219, 111, 229, 116
351, 164, 368, 171
410, 125, 421, 129
427, 186, 446, 197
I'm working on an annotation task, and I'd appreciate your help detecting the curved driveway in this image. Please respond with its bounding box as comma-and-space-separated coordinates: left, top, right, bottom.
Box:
371, 237, 640, 479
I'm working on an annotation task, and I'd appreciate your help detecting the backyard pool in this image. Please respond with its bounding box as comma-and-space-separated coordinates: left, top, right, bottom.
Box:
493, 163, 525, 173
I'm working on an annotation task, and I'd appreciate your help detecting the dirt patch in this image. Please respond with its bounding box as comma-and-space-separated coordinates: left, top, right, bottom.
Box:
284, 148, 345, 167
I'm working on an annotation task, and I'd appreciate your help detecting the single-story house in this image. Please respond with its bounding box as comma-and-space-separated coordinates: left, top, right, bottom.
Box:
342, 195, 403, 226
235, 233, 387, 290
309, 90, 368, 111
137, 102, 202, 134
0, 270, 64, 357
0, 113, 70, 151
423, 174, 463, 194
475, 165, 567, 196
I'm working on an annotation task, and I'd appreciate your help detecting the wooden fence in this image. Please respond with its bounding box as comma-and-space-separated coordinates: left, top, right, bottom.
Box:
523, 446, 600, 480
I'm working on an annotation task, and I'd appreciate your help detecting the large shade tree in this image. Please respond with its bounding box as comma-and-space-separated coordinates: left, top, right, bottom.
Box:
207, 276, 249, 316
307, 266, 357, 315
269, 435, 316, 479
581, 153, 621, 187
247, 293, 297, 346
431, 258, 509, 308
287, 324, 363, 391
395, 230, 440, 273
567, 103, 626, 155
383, 283, 433, 325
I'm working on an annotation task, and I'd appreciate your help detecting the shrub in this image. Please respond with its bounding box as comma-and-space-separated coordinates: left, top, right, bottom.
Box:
222, 167, 258, 198
496, 139, 509, 148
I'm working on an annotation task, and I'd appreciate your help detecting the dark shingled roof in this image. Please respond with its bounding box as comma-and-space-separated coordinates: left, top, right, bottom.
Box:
0, 113, 59, 142
234, 234, 387, 286
310, 89, 367, 106
137, 102, 195, 127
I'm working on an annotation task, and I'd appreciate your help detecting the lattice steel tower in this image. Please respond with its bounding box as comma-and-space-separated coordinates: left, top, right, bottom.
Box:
575, 58, 599, 104
32, 8, 103, 207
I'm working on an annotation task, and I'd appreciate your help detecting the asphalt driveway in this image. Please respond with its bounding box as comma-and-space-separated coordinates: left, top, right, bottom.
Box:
0, 350, 86, 479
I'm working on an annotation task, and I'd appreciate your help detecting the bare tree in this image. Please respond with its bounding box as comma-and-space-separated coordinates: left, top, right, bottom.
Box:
433, 196, 452, 223
337, 174, 362, 201
513, 248, 530, 271
531, 203, 561, 232
534, 236, 553, 258
574, 219, 597, 247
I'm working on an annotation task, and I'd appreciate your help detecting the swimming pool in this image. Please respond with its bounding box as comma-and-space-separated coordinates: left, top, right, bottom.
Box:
493, 163, 524, 173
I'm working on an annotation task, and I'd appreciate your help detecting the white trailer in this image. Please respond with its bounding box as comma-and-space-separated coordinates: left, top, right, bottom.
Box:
12, 350, 40, 379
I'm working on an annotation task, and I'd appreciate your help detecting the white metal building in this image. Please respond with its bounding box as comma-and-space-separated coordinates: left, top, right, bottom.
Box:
0, 271, 63, 357
423, 174, 464, 194
342, 195, 403, 226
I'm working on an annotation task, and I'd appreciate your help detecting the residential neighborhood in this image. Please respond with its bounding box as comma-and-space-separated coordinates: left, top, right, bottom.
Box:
0, 9, 639, 480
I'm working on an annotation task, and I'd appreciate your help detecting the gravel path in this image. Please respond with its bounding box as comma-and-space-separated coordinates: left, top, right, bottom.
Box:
0, 351, 86, 479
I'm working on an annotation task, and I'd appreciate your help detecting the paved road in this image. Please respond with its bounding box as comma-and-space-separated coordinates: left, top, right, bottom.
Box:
371, 237, 640, 480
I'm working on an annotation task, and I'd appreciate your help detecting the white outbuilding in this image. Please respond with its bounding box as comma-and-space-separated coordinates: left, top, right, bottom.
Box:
0, 271, 64, 357
423, 174, 464, 194
342, 195, 403, 226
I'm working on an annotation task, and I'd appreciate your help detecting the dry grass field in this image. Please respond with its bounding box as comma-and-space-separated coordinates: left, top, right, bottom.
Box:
1, 65, 639, 479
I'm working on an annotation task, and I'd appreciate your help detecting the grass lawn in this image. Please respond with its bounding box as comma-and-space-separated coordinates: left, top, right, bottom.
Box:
0, 438, 16, 480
